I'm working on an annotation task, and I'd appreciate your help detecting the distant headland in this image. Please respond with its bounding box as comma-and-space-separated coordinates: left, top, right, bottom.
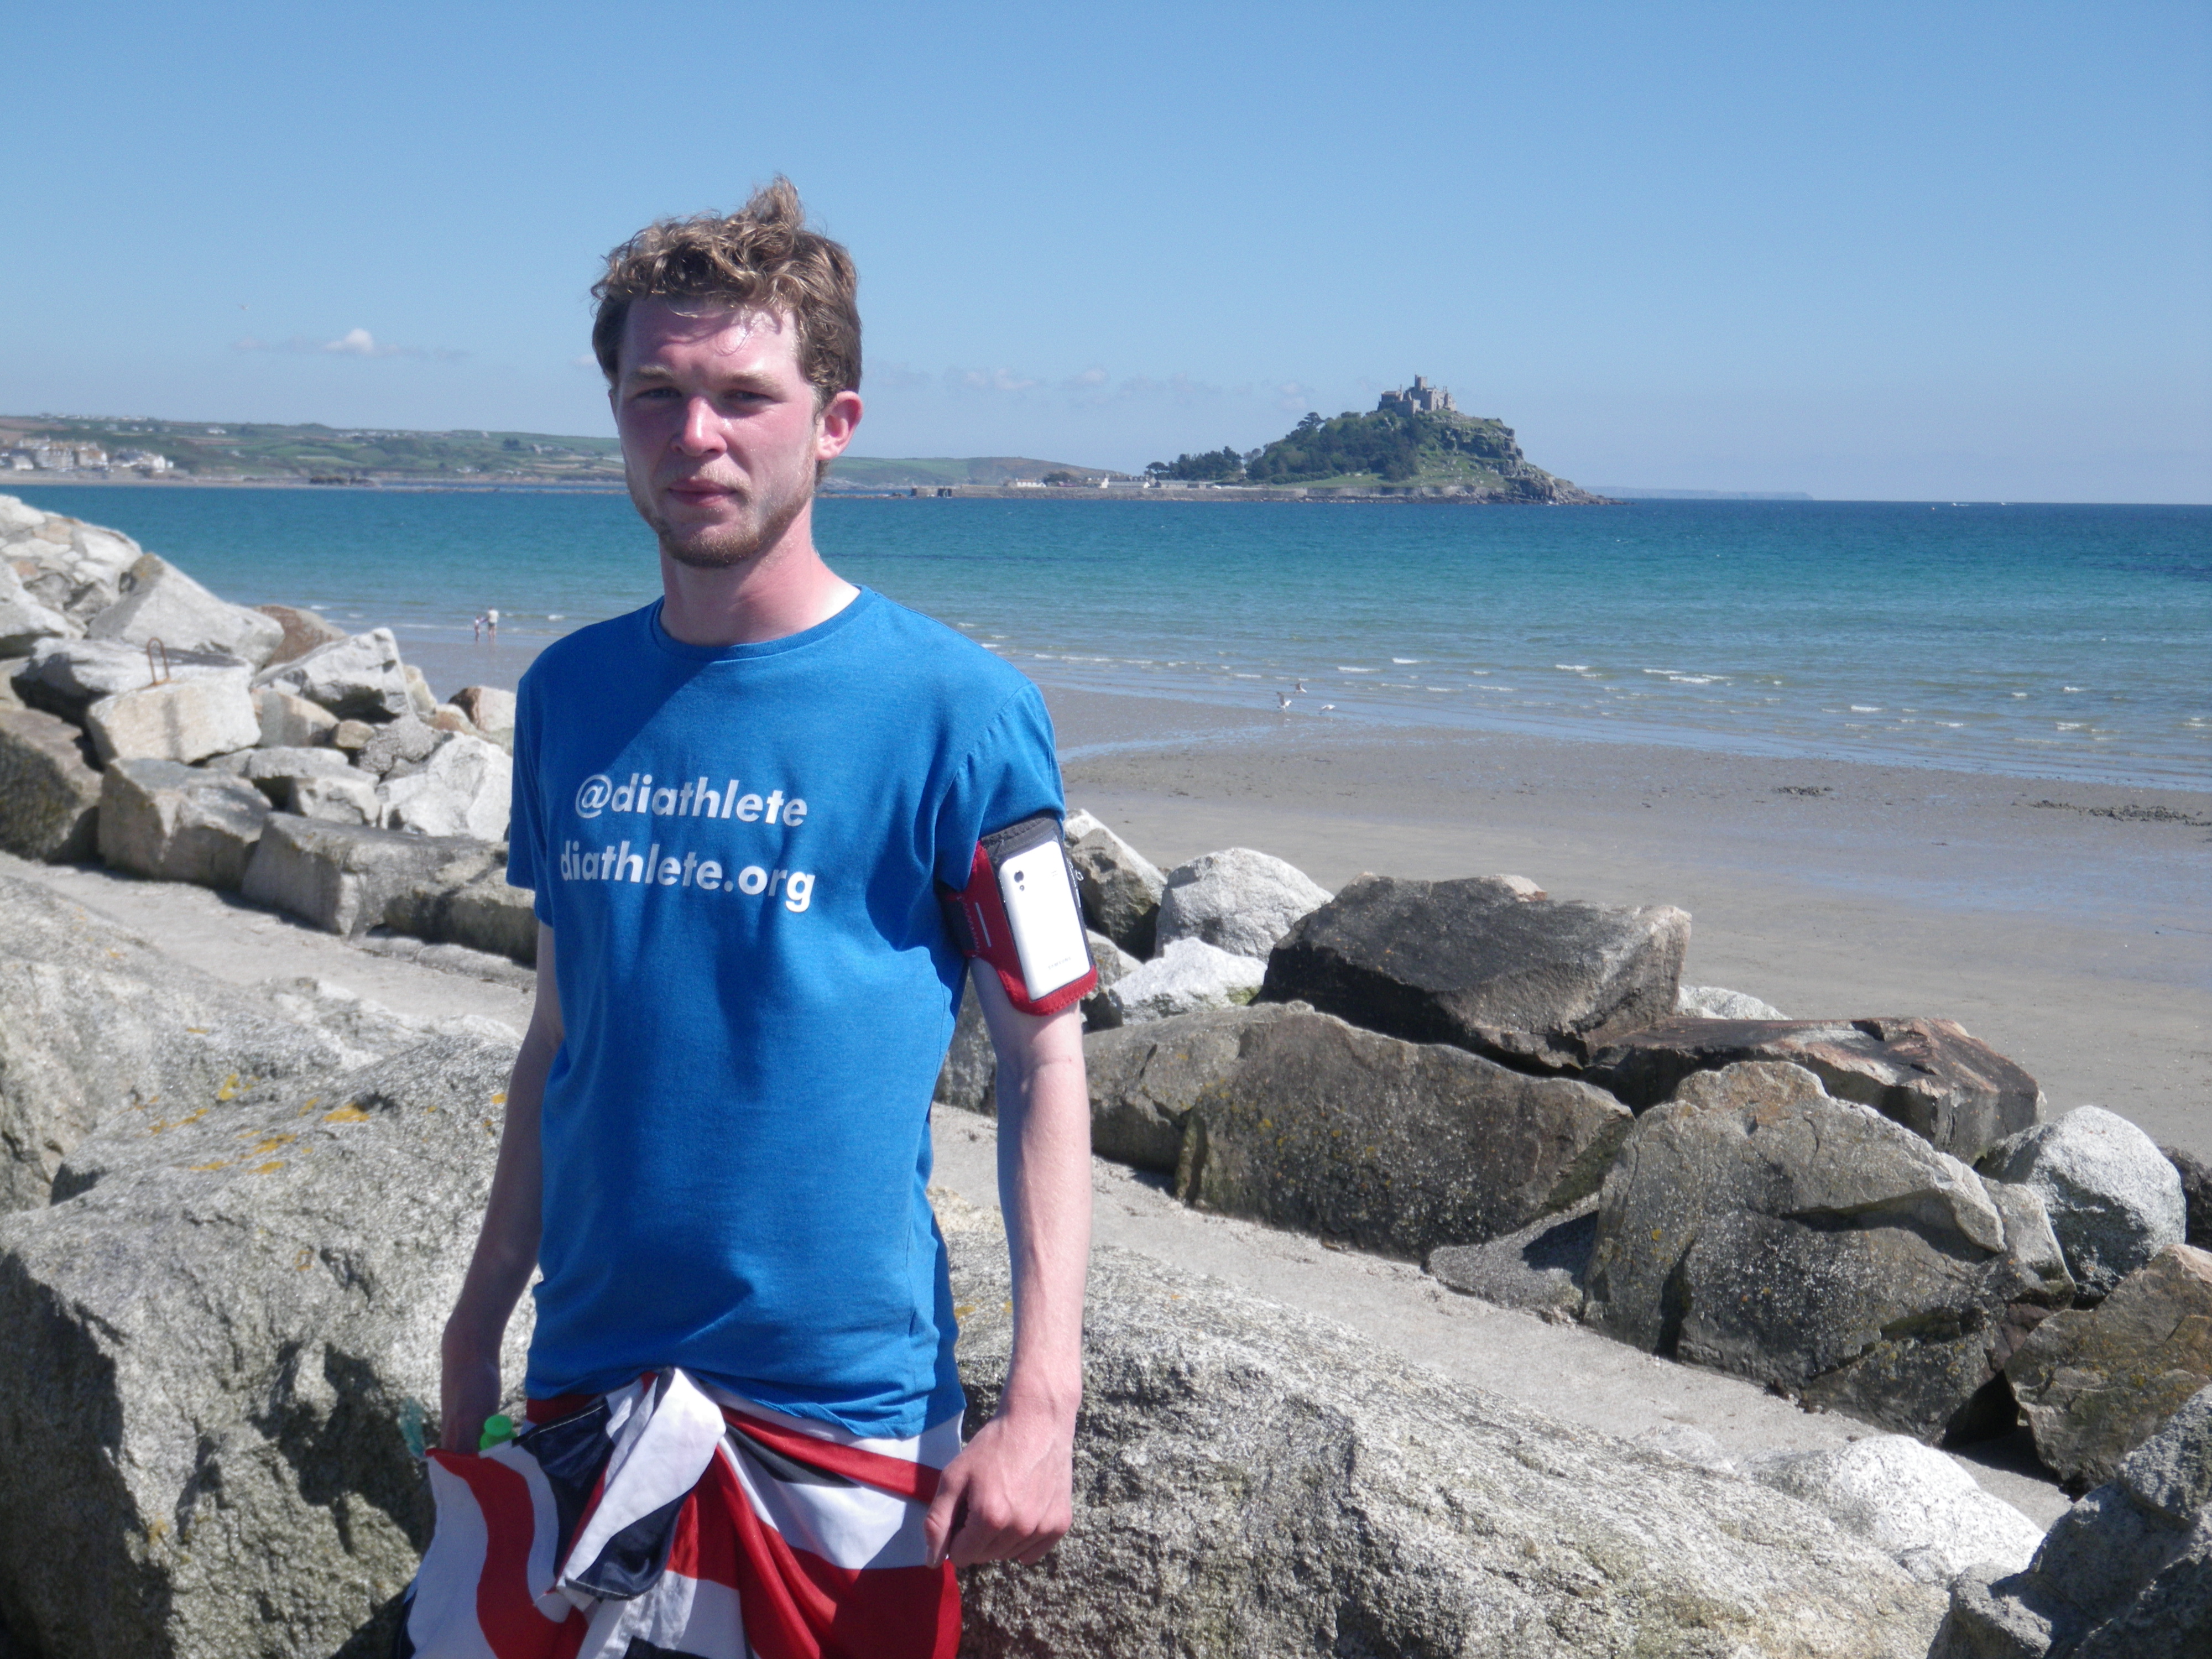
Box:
3, 382, 1611, 504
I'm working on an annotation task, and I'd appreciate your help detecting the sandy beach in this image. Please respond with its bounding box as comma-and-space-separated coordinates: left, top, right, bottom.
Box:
1044, 686, 2212, 1159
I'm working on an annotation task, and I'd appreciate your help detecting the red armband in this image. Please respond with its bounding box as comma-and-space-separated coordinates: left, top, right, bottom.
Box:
939, 814, 1098, 1016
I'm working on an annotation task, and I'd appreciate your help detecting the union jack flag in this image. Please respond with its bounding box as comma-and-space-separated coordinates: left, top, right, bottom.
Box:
395, 1369, 961, 1659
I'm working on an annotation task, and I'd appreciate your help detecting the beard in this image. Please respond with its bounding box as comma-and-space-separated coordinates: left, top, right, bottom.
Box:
634, 461, 816, 570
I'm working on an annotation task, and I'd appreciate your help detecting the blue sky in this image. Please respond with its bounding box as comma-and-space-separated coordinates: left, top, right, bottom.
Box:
4, 2, 2206, 500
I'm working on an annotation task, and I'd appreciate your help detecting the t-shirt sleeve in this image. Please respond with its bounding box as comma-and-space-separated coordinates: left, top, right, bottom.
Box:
505, 672, 554, 925
931, 680, 1067, 890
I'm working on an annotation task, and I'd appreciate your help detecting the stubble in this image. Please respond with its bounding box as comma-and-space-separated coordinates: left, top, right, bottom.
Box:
633, 462, 816, 571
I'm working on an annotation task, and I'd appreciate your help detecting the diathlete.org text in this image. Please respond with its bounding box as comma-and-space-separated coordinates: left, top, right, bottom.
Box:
566, 770, 815, 912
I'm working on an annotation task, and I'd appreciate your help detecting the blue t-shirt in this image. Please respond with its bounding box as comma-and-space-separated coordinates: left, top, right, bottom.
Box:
505, 589, 1062, 1437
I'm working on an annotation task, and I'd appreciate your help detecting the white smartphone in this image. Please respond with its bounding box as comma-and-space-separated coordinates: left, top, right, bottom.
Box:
997, 839, 1092, 1000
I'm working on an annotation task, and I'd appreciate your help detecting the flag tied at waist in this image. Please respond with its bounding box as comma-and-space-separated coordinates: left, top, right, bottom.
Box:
396, 1368, 961, 1659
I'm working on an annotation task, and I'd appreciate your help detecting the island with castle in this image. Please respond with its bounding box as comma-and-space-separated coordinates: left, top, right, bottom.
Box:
1142, 375, 1609, 503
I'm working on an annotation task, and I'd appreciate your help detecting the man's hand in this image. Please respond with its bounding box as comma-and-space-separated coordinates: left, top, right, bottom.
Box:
921, 1397, 1075, 1567
439, 1327, 504, 1453
932, 963, 1091, 1569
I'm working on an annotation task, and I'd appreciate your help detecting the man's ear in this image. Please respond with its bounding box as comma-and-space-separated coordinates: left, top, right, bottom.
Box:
816, 389, 863, 462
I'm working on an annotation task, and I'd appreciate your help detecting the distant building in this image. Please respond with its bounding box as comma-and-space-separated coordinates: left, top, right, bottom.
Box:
1377, 375, 1457, 416
6, 441, 110, 472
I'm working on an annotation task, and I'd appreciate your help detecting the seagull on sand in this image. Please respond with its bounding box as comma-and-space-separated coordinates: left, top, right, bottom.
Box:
1318, 703, 1336, 712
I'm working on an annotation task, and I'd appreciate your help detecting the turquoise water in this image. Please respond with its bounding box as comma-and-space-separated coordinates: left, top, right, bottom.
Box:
12, 485, 2208, 787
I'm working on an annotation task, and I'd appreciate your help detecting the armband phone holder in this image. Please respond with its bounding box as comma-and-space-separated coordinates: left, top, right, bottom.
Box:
940, 813, 1098, 1016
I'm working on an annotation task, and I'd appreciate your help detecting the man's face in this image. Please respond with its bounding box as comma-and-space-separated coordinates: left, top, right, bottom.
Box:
611, 299, 857, 569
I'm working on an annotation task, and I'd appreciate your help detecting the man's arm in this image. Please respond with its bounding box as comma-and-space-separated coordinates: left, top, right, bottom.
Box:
922, 962, 1091, 1567
439, 924, 562, 1453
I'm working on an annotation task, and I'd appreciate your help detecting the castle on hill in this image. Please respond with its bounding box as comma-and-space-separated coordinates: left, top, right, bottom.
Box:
1376, 375, 1457, 416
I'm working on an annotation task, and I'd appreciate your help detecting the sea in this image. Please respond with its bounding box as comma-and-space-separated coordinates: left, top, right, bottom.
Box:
11, 485, 2208, 790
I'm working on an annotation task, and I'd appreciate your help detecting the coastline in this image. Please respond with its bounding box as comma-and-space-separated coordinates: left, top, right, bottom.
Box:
24, 473, 1615, 503
1041, 686, 2212, 1159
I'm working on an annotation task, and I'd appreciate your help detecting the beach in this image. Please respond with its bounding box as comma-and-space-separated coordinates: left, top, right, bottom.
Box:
1045, 687, 2211, 1159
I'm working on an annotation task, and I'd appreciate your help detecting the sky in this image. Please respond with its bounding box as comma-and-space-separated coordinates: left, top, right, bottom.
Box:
4, 2, 2207, 501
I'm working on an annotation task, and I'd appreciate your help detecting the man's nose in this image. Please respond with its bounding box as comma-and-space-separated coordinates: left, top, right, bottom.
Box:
677, 398, 725, 453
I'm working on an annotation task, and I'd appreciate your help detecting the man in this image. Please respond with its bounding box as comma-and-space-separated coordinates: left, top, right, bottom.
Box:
408, 180, 1092, 1658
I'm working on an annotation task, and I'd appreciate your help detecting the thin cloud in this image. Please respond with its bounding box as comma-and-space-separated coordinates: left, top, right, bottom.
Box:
950, 367, 1039, 394
888, 363, 1319, 415
233, 328, 465, 362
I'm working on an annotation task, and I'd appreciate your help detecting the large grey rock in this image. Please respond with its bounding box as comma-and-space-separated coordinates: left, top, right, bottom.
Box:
83, 669, 261, 765
1082, 1003, 1296, 1170
252, 603, 345, 666
97, 759, 269, 889
251, 627, 411, 721
450, 685, 516, 749
1425, 1194, 1601, 1327
1582, 1062, 2075, 1442
1587, 1016, 2044, 1164
940, 1196, 1949, 1657
1264, 872, 1689, 1072
401, 662, 437, 721
1, 504, 142, 623
238, 744, 360, 803
1155, 845, 1331, 961
1427, 1194, 1599, 1322
1678, 983, 1788, 1020
430, 701, 485, 740
86, 552, 284, 669
1743, 1437, 2044, 1585
1107, 935, 1264, 1024
934, 979, 997, 1115
1980, 1106, 2187, 1299
357, 714, 437, 779
1067, 821, 1164, 957
14, 634, 247, 723
0, 874, 358, 1212
258, 975, 517, 1057
2164, 1143, 2212, 1250
252, 685, 339, 749
0, 561, 77, 656
0, 1034, 533, 1659
1173, 1006, 1633, 1260
2007, 1244, 2212, 1492
384, 862, 538, 966
377, 732, 511, 841
1932, 1385, 2212, 1658
291, 771, 382, 826
1078, 926, 1139, 1031
0, 708, 101, 862
241, 813, 498, 935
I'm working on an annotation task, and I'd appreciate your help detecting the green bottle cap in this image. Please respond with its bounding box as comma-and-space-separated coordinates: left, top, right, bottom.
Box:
478, 1413, 515, 1452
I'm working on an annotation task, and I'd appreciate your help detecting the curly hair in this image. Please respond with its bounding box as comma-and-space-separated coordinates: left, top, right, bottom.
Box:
590, 178, 860, 406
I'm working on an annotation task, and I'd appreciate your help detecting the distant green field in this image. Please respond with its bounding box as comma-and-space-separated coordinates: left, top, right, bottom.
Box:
1, 415, 1123, 491
1, 414, 625, 483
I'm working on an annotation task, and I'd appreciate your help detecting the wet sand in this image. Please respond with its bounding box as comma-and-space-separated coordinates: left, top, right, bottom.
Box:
1041, 685, 2212, 1158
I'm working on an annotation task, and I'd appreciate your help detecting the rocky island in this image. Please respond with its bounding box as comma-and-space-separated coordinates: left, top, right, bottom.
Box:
1145, 375, 1609, 502
0, 492, 2206, 1657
